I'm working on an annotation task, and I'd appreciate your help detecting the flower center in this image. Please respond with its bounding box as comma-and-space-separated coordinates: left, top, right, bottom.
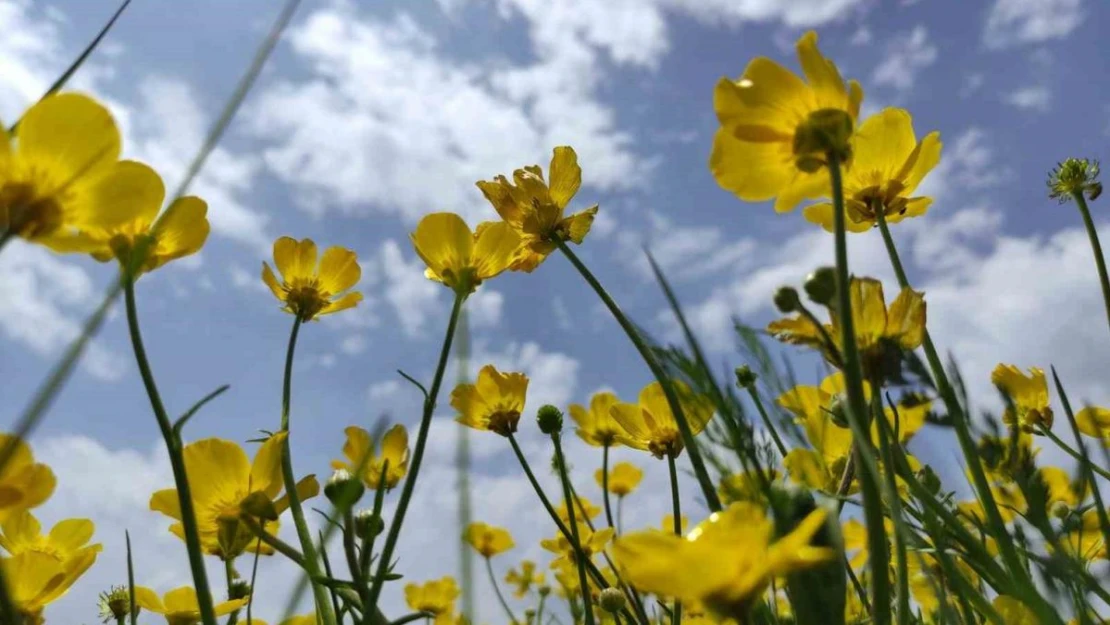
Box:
487, 410, 520, 437
285, 284, 329, 320
1, 181, 64, 238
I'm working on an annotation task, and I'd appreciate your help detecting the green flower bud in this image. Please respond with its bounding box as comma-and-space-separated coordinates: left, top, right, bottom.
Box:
598, 588, 627, 613
734, 365, 758, 389
773, 286, 801, 314
1048, 158, 1101, 203
354, 509, 385, 540
804, 266, 837, 306
324, 469, 365, 506
824, 393, 850, 429
98, 586, 136, 624
537, 405, 564, 435
1050, 501, 1070, 520
228, 579, 252, 601
916, 465, 942, 497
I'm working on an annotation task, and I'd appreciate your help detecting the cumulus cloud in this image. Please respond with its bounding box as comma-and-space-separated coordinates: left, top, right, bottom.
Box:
1004, 85, 1052, 112
983, 0, 1084, 49
871, 26, 938, 93
614, 211, 757, 283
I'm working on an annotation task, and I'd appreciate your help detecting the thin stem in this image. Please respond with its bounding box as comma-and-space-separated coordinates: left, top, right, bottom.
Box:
827, 154, 891, 625
361, 465, 390, 582
366, 293, 465, 610
871, 391, 909, 625
344, 509, 370, 608
123, 277, 218, 625
552, 433, 596, 625
245, 536, 263, 625
745, 387, 788, 457
242, 516, 306, 567
1073, 191, 1110, 337
126, 530, 138, 625
555, 238, 721, 512
226, 559, 241, 625
1039, 426, 1110, 481
601, 445, 616, 531
536, 593, 547, 625
834, 449, 857, 514
319, 530, 344, 625
666, 455, 683, 625
278, 316, 336, 625
486, 557, 520, 624
617, 497, 624, 535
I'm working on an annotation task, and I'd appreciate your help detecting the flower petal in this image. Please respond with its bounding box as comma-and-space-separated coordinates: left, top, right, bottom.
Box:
851, 109, 917, 181
715, 62, 811, 135
250, 432, 290, 500
149, 488, 183, 520
47, 518, 95, 552
561, 205, 598, 244
548, 146, 581, 209
17, 93, 121, 184
411, 212, 473, 283
317, 246, 361, 295
802, 202, 872, 233
1076, 406, 1110, 439
151, 196, 209, 267
709, 128, 793, 202
886, 287, 926, 349
76, 160, 164, 230
795, 31, 849, 110
134, 586, 165, 614
319, 291, 363, 316
261, 262, 285, 300
471, 220, 520, 281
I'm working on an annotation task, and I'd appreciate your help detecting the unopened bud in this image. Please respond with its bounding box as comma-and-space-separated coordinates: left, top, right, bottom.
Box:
537, 405, 564, 435
773, 286, 801, 314
804, 266, 837, 306
229, 579, 252, 601
1050, 501, 1070, 520
598, 588, 627, 613
324, 469, 365, 506
825, 393, 851, 429
538, 584, 551, 597
354, 509, 385, 540
734, 365, 758, 389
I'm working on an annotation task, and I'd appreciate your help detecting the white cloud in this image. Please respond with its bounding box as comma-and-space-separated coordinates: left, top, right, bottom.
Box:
1004, 85, 1052, 112
376, 240, 443, 338
467, 289, 504, 329
0, 242, 125, 380
368, 379, 402, 402
983, 0, 1083, 49
960, 73, 985, 98
471, 340, 581, 411
916, 127, 1008, 203
614, 211, 756, 283
340, 333, 369, 355
850, 24, 873, 46
871, 26, 938, 93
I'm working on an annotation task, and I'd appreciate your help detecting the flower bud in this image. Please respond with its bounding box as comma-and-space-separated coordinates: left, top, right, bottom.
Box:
537, 405, 564, 435
354, 509, 385, 540
734, 365, 758, 389
773, 286, 801, 314
598, 588, 627, 613
825, 393, 851, 429
794, 108, 854, 171
1048, 158, 1102, 203
1050, 501, 1070, 520
538, 584, 551, 597
229, 579, 252, 601
804, 266, 837, 306
324, 469, 365, 506
916, 465, 942, 497
98, 586, 135, 623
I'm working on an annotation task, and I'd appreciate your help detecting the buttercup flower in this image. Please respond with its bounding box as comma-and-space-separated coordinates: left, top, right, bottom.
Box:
1076, 406, 1110, 443
1059, 507, 1108, 562
991, 364, 1054, 433
149, 434, 319, 560
556, 497, 601, 525
261, 236, 362, 321
598, 461, 643, 497
768, 277, 925, 377
476, 146, 599, 272
709, 31, 863, 213
82, 160, 209, 274
569, 391, 625, 447
541, 522, 614, 567
451, 364, 528, 437
1039, 466, 1086, 509
803, 108, 942, 232
134, 586, 247, 625
405, 577, 460, 625
0, 93, 144, 252
0, 511, 102, 569
613, 503, 834, 618
777, 375, 857, 492
410, 212, 520, 296
279, 616, 318, 625
4, 549, 97, 623
610, 380, 715, 459
331, 424, 409, 490
0, 434, 55, 522
463, 522, 514, 558
505, 560, 545, 598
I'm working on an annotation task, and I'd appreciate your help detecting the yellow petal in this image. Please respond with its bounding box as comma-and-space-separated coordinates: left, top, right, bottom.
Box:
612, 531, 729, 602
709, 128, 793, 202
341, 426, 373, 469
476, 177, 523, 226
1076, 406, 1110, 439
783, 449, 827, 489
410, 212, 473, 282
250, 432, 290, 499
548, 146, 581, 209
471, 220, 520, 281
776, 385, 823, 420
17, 93, 121, 183
261, 262, 285, 300
886, 287, 926, 349
150, 488, 183, 520
133, 586, 164, 614
272, 237, 299, 281
851, 109, 917, 181
317, 246, 361, 295
47, 518, 95, 551
897, 131, 942, 194
380, 425, 409, 467
561, 205, 598, 244
214, 598, 249, 617
77, 160, 164, 230
847, 278, 887, 350
181, 439, 250, 508
151, 197, 210, 267
885, 197, 931, 224
714, 62, 810, 136
610, 403, 651, 451
991, 596, 1038, 625
795, 31, 849, 111
772, 171, 830, 214
163, 586, 200, 613
319, 291, 363, 316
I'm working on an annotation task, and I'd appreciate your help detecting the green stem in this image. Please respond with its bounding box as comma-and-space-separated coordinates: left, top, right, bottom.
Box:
242, 516, 306, 567
245, 536, 263, 625
745, 387, 788, 458
871, 392, 908, 625
1073, 191, 1110, 337
123, 277, 218, 625
486, 557, 520, 624
536, 593, 547, 625
344, 509, 370, 608
319, 530, 344, 625
361, 466, 390, 582
666, 455, 683, 625
601, 445, 616, 531
1040, 426, 1110, 481
278, 316, 337, 625
366, 293, 465, 610
617, 497, 624, 535
551, 433, 596, 625
555, 238, 721, 512
827, 154, 892, 625
875, 204, 1054, 621
226, 559, 240, 625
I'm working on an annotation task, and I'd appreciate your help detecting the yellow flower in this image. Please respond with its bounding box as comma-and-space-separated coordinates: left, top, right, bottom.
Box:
1076, 405, 1110, 443
906, 549, 979, 618
505, 560, 545, 598
613, 503, 834, 618
0, 93, 148, 252
0, 434, 55, 522
261, 236, 363, 321
405, 576, 459, 624
83, 160, 209, 274
279, 616, 318, 625
991, 364, 1053, 433
610, 380, 715, 459
476, 146, 599, 272
661, 514, 689, 534
1038, 466, 1086, 508
956, 471, 1027, 524
777, 374, 858, 492
570, 391, 626, 447
463, 522, 514, 558
709, 31, 863, 213
0, 511, 102, 569
451, 364, 528, 437
410, 212, 520, 296
134, 586, 247, 625
768, 277, 925, 375
3, 549, 97, 623
1059, 507, 1108, 562
803, 108, 941, 232
541, 522, 614, 567
331, 424, 409, 490
598, 461, 643, 497
991, 596, 1038, 625
149, 434, 319, 560
556, 497, 601, 525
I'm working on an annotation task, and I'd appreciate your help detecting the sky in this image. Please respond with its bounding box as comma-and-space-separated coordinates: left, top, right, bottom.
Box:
1, 0, 1110, 621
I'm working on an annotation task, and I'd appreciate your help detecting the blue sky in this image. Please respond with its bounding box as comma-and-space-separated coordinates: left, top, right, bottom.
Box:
2, 0, 1109, 621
